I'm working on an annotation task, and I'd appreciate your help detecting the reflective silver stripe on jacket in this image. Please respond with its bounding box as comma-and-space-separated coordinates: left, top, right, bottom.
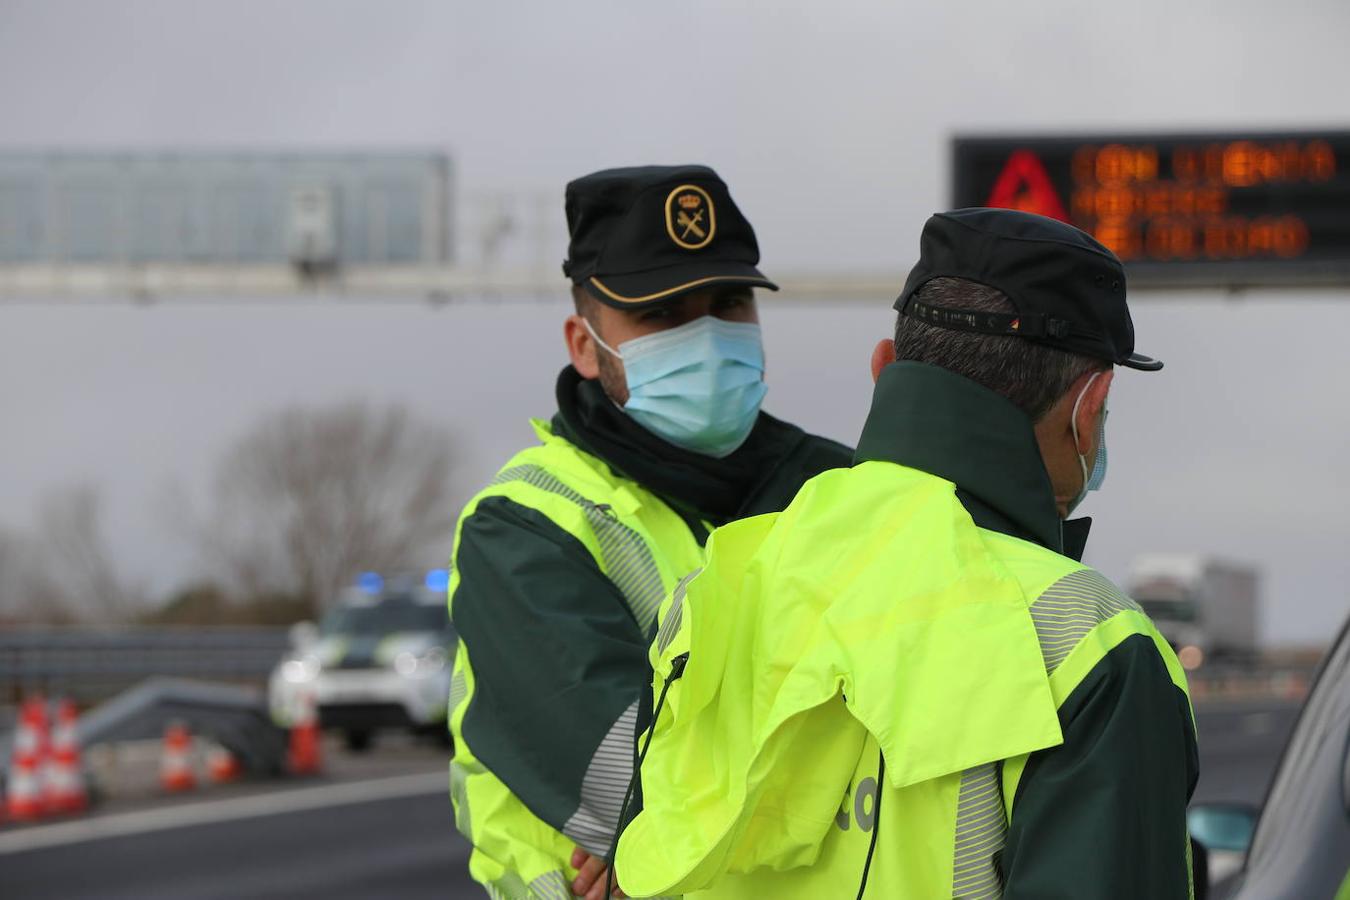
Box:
951, 763, 1005, 900
490, 464, 667, 633
1028, 568, 1142, 674
561, 700, 638, 856
949, 567, 1143, 898
655, 569, 701, 654
448, 667, 468, 714
487, 869, 571, 900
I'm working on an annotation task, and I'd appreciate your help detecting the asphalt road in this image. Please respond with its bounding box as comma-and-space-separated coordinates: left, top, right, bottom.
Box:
0, 699, 1302, 900
1192, 698, 1301, 806
0, 773, 478, 900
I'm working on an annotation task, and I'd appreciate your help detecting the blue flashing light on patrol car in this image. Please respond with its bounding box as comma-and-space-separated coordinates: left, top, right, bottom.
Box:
424, 568, 450, 593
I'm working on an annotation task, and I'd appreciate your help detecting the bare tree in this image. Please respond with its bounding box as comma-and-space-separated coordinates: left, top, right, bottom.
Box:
0, 526, 43, 623
0, 486, 134, 624
196, 401, 457, 614
37, 485, 142, 622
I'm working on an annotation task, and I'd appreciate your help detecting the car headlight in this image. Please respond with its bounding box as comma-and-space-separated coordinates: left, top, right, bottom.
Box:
281, 654, 322, 683
395, 646, 448, 677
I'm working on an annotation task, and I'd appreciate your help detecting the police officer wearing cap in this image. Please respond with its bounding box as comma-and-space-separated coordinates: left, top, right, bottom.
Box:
446, 165, 851, 899
617, 208, 1198, 899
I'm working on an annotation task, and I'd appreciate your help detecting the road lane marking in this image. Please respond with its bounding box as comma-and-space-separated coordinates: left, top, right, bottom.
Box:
0, 769, 448, 855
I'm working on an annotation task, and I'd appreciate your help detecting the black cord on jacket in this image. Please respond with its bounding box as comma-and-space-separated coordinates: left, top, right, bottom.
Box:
856, 749, 886, 899
604, 652, 689, 899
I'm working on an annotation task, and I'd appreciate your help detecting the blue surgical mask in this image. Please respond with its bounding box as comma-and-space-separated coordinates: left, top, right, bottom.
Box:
584, 315, 768, 458
1067, 372, 1108, 515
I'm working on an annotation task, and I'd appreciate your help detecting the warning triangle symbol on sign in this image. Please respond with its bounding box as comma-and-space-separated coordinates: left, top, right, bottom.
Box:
985, 150, 1070, 222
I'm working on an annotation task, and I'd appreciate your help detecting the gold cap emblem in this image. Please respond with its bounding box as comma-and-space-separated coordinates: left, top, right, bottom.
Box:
665, 185, 716, 250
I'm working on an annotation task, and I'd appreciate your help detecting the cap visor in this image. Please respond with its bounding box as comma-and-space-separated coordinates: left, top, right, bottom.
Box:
584, 260, 777, 309
1122, 352, 1164, 372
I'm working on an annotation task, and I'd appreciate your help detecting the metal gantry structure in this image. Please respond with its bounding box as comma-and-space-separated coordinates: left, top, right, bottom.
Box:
0, 152, 919, 303
0, 263, 911, 304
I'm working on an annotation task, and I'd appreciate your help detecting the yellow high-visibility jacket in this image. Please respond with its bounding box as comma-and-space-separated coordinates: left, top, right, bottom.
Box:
618, 362, 1197, 899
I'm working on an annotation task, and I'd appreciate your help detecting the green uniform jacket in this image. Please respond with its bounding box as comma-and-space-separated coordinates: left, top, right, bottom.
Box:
448, 368, 852, 898
617, 362, 1199, 899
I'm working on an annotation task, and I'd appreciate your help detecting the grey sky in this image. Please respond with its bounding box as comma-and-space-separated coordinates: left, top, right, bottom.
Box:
1, 0, 1348, 643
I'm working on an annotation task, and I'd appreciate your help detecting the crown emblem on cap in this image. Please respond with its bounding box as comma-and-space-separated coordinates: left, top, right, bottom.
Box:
665, 185, 716, 250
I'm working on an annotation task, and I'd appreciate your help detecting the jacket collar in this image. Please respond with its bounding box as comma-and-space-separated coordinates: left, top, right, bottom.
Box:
854, 361, 1090, 560
550, 366, 812, 529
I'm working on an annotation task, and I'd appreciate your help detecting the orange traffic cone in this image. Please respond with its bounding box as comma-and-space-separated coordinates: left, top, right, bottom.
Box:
160, 722, 197, 792
6, 696, 51, 821
287, 689, 323, 776
207, 745, 243, 784
46, 698, 88, 814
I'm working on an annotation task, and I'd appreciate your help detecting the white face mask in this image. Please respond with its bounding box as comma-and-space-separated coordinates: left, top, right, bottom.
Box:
1067, 372, 1108, 516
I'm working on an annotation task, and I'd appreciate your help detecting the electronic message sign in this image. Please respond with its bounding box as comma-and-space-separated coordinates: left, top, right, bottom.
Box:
952, 132, 1350, 286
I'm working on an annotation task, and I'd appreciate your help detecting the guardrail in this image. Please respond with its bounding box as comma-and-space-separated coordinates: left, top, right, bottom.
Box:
1188, 663, 1318, 705
0, 628, 290, 703
0, 627, 1324, 707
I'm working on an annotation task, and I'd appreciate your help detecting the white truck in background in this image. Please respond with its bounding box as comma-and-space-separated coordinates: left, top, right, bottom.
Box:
1128, 555, 1259, 669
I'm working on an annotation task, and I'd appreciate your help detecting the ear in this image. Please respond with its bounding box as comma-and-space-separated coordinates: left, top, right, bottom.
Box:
870, 339, 896, 383
565, 314, 601, 379
1072, 369, 1114, 454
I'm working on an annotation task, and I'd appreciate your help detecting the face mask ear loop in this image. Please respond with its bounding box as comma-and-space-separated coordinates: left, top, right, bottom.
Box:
1069, 372, 1102, 499
582, 317, 623, 361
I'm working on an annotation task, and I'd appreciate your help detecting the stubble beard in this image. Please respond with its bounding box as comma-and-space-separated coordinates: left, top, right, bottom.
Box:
594, 347, 630, 407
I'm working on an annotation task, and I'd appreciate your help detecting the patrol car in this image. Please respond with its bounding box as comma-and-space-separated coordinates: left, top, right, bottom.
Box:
1190, 612, 1350, 898
269, 571, 455, 751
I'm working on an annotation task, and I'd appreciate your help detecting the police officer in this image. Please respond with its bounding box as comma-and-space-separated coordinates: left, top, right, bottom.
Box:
447, 165, 852, 899
618, 208, 1198, 898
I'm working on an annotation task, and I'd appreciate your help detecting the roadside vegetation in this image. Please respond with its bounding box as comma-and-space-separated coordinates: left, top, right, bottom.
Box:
0, 400, 457, 626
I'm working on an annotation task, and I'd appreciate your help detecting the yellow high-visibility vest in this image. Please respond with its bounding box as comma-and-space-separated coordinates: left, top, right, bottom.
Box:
618, 460, 1193, 899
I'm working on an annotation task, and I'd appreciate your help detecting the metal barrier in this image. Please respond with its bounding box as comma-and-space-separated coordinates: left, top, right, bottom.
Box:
76, 678, 289, 776
1188, 663, 1318, 704
0, 628, 290, 702
0, 627, 1322, 707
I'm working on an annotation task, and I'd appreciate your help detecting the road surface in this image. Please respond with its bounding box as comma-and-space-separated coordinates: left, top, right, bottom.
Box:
0, 700, 1301, 900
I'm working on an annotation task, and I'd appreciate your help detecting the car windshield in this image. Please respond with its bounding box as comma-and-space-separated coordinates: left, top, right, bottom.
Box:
320, 599, 448, 637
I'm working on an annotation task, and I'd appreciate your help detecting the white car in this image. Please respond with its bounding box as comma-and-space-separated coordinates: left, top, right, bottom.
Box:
269, 571, 456, 751
1189, 613, 1350, 899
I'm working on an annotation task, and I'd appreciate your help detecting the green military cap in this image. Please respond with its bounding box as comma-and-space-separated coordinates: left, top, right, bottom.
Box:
562, 164, 778, 309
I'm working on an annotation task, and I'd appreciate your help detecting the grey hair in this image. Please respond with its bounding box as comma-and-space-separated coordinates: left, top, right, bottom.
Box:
894, 277, 1106, 423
